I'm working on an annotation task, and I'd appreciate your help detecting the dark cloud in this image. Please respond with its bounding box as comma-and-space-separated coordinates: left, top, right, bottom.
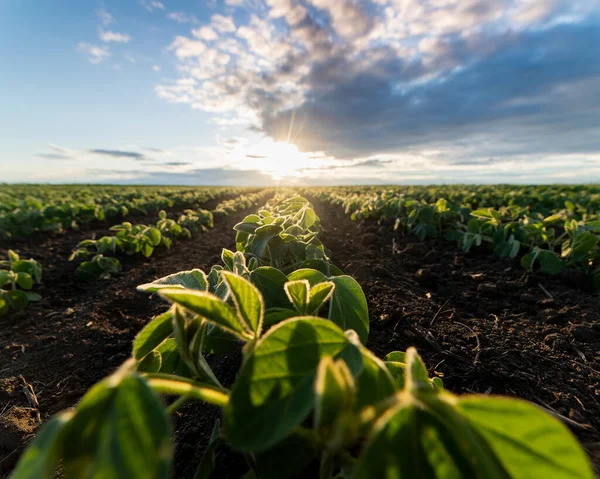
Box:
143, 147, 164, 153
245, 154, 267, 159
37, 153, 70, 160
162, 161, 192, 166
89, 149, 147, 160
264, 21, 600, 159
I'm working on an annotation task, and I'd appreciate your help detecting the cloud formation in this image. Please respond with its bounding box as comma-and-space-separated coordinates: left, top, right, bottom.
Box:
89, 149, 147, 160
156, 0, 600, 167
77, 43, 111, 64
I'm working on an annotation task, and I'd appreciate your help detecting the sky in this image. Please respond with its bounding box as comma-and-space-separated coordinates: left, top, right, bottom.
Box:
1, 0, 600, 185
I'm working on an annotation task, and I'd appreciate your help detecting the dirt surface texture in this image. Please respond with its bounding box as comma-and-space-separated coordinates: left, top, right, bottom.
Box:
1, 195, 599, 477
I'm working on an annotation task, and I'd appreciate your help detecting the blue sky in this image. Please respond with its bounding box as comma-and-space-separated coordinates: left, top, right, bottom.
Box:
1, 0, 600, 185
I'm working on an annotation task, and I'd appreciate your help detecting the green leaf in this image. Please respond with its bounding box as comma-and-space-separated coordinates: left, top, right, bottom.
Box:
221, 249, 235, 269
249, 267, 290, 309
138, 269, 208, 293
354, 345, 397, 410
222, 272, 264, 336
159, 289, 251, 340
16, 272, 33, 290
328, 276, 369, 344
354, 403, 440, 479
138, 350, 163, 373
263, 308, 297, 327
133, 310, 174, 360
0, 270, 9, 287
307, 281, 335, 314
457, 396, 594, 479
0, 294, 9, 316
6, 290, 29, 310
26, 292, 42, 302
141, 243, 154, 258
314, 357, 353, 430
145, 227, 162, 246
225, 317, 349, 451
284, 280, 310, 314
10, 412, 71, 479
61, 373, 172, 479
287, 268, 328, 286
538, 250, 563, 275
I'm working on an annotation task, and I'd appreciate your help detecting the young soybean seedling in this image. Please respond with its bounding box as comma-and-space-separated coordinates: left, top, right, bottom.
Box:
0, 250, 43, 316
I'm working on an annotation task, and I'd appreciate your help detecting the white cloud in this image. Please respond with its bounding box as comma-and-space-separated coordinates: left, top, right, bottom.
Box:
77, 43, 111, 64
168, 36, 207, 59
125, 53, 136, 63
99, 29, 131, 43
97, 9, 114, 27
192, 26, 218, 41
140, 0, 165, 12
167, 12, 199, 24
211, 14, 236, 33
153, 65, 161, 71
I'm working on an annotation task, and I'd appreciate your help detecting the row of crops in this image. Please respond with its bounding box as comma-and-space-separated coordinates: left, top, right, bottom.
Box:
0, 189, 272, 315
10, 191, 594, 478
310, 185, 600, 292
0, 185, 260, 239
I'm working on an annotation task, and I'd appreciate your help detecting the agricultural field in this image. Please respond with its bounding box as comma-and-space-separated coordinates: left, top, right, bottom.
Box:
1, 184, 600, 478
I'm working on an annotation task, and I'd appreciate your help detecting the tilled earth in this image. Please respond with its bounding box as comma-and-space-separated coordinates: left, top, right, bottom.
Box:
1, 196, 599, 477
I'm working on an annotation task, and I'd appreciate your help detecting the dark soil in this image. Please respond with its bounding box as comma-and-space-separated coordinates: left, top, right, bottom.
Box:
0, 195, 257, 477
2, 195, 600, 477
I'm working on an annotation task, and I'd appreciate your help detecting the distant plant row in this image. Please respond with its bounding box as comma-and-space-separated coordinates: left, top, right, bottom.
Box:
312, 185, 600, 293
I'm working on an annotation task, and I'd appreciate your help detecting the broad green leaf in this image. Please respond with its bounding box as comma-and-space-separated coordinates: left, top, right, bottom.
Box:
0, 270, 9, 287
314, 357, 352, 430
62, 373, 172, 479
263, 308, 297, 327
159, 289, 250, 339
16, 272, 33, 290
538, 250, 563, 275
354, 403, 443, 479
137, 270, 208, 293
156, 338, 191, 377
145, 227, 162, 246
234, 222, 260, 234
222, 272, 263, 336
225, 317, 349, 451
328, 276, 369, 344
221, 249, 235, 269
6, 290, 29, 310
457, 396, 595, 479
138, 350, 163, 373
26, 292, 42, 302
249, 267, 289, 309
133, 310, 174, 360
287, 268, 328, 286
141, 242, 154, 258
284, 280, 310, 313
307, 281, 335, 314
354, 346, 397, 410
10, 412, 72, 479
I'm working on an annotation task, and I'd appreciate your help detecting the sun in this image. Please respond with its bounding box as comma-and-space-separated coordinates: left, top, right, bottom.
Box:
247, 140, 312, 180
